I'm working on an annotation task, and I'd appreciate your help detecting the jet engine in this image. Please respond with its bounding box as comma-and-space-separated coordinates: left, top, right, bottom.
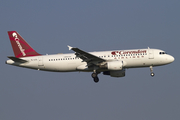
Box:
107, 61, 123, 70
103, 69, 125, 77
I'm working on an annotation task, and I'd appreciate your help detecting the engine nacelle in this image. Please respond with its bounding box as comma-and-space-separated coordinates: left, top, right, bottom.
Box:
103, 69, 125, 77
107, 61, 123, 70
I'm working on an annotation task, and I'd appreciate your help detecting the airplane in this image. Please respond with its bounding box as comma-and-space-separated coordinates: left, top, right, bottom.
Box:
6, 31, 174, 83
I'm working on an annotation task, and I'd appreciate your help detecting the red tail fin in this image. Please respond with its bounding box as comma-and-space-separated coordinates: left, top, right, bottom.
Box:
8, 31, 41, 58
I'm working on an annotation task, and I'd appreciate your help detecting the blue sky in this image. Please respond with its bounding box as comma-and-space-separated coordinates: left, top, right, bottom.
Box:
1, 0, 179, 120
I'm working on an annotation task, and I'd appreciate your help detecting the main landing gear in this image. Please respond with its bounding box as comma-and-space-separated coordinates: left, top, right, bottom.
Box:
150, 66, 155, 77
91, 70, 99, 83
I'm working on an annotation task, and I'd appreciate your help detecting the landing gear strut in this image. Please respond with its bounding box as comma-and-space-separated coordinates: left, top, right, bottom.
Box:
91, 70, 99, 83
150, 66, 155, 77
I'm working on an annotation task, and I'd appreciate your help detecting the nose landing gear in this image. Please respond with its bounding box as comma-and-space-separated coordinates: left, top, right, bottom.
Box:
150, 66, 155, 77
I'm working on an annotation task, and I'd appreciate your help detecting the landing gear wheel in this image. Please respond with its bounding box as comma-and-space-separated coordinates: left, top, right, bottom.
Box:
93, 77, 99, 83
91, 73, 97, 78
91, 72, 99, 83
150, 72, 155, 77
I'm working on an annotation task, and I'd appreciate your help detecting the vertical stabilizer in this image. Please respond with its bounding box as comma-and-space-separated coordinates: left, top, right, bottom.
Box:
8, 31, 41, 58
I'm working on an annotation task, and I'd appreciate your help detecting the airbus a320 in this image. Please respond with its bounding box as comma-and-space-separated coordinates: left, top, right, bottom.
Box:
6, 31, 174, 83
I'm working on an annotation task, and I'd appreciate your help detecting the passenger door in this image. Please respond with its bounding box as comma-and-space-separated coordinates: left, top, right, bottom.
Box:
38, 57, 44, 66
148, 49, 154, 59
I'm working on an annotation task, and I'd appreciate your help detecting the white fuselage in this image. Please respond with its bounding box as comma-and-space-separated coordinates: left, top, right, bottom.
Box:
6, 48, 174, 72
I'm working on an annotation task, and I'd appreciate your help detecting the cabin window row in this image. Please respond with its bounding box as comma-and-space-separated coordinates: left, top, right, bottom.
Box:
49, 57, 80, 61
49, 53, 148, 61
99, 53, 147, 58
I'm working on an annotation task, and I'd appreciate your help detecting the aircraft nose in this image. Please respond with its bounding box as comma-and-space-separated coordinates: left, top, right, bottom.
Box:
169, 55, 175, 63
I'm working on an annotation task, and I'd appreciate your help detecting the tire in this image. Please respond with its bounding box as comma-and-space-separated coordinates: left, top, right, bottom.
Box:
94, 77, 99, 83
150, 72, 155, 77
91, 73, 97, 78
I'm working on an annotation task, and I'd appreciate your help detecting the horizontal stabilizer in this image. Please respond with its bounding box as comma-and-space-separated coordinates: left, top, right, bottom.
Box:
8, 56, 28, 63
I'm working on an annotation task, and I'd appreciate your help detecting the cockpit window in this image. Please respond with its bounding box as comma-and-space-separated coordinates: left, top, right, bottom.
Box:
159, 52, 167, 55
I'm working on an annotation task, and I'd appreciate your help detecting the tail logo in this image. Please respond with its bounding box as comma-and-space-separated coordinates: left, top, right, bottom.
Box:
12, 32, 26, 56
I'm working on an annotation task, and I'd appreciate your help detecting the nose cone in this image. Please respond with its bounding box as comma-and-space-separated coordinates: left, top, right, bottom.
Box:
169, 55, 175, 63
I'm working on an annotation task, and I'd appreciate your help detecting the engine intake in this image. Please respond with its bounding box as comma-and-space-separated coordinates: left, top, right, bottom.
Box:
107, 61, 123, 70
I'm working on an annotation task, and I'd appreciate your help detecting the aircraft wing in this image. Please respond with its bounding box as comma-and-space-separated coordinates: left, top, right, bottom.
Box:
68, 46, 105, 66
